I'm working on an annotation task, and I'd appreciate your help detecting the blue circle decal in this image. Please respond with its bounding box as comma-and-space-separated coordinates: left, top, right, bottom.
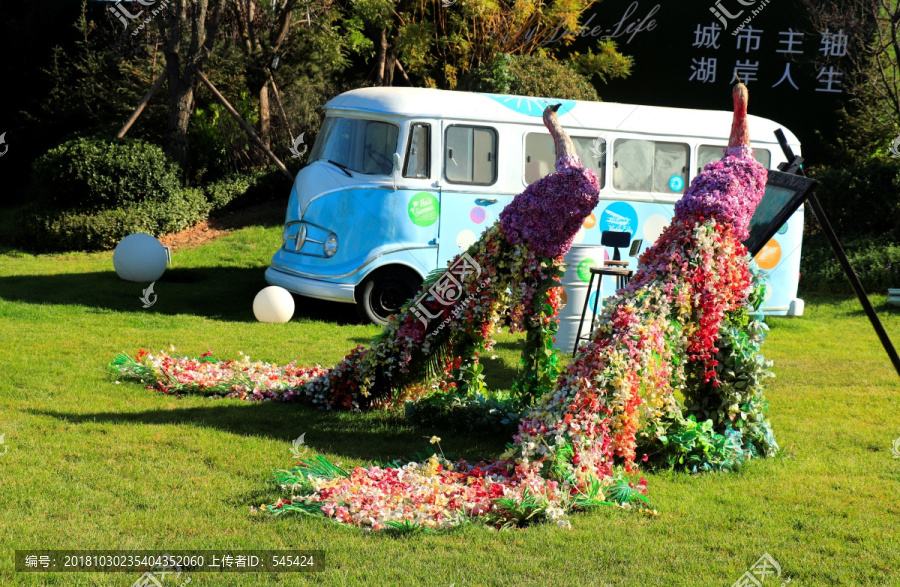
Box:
598, 202, 639, 239
777, 223, 788, 235
668, 175, 685, 192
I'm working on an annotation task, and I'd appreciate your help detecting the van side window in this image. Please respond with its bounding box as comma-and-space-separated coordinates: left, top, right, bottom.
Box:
403, 123, 430, 179
445, 125, 497, 185
613, 139, 689, 194
524, 133, 606, 187
697, 145, 771, 174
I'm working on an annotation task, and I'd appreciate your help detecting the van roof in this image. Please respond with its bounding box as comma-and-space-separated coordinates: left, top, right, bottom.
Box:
324, 87, 799, 147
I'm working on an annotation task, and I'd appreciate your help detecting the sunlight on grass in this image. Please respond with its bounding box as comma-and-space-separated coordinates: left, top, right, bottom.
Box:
1, 228, 899, 586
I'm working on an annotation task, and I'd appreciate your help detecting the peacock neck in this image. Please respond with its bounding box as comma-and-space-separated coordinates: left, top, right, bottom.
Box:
543, 108, 579, 171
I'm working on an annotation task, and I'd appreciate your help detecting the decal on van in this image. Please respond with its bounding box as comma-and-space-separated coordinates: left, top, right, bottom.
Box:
485, 95, 576, 118
598, 202, 639, 237
408, 192, 440, 227
577, 258, 599, 282
643, 214, 669, 244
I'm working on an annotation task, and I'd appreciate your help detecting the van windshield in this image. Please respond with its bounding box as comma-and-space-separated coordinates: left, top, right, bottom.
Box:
309, 117, 399, 176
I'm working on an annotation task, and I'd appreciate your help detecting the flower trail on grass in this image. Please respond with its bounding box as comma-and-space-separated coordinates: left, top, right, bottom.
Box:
112, 84, 771, 531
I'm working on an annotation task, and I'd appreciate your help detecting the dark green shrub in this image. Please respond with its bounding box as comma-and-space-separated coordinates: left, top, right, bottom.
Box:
807, 160, 900, 239
458, 53, 600, 102
18, 188, 210, 252
30, 137, 184, 213
799, 234, 900, 294
15, 137, 212, 252
203, 168, 292, 214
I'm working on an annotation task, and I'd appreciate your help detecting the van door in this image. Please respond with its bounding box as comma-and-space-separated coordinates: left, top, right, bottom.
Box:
390, 119, 442, 274
437, 121, 505, 268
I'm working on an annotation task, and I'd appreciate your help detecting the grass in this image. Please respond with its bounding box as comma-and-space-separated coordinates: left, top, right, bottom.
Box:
1, 220, 899, 586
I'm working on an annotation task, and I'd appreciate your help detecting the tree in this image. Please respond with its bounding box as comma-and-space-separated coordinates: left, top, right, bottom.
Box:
205, 0, 365, 170
803, 0, 900, 157
231, 0, 301, 151
159, 0, 225, 166
349, 0, 631, 90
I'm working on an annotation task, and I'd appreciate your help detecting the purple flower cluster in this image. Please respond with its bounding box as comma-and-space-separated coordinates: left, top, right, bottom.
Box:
674, 146, 767, 241
500, 155, 601, 258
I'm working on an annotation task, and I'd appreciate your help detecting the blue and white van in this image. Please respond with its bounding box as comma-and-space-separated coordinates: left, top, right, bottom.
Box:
265, 87, 805, 324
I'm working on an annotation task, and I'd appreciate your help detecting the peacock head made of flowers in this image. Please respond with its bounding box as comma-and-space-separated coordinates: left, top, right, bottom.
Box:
674, 82, 767, 241
499, 104, 601, 259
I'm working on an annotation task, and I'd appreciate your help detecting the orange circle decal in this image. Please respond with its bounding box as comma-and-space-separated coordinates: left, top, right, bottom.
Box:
583, 213, 597, 229
754, 239, 782, 270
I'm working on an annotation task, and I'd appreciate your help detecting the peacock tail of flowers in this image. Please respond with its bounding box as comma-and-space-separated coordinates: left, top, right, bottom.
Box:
112, 88, 776, 531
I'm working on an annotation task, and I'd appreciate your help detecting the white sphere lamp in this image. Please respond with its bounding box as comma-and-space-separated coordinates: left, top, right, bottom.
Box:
113, 233, 168, 282
253, 286, 295, 323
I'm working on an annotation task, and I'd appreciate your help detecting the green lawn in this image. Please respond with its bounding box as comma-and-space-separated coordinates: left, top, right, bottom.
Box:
1, 220, 899, 586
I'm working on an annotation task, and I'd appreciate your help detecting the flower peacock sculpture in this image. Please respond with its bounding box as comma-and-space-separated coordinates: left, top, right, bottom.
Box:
112, 83, 778, 530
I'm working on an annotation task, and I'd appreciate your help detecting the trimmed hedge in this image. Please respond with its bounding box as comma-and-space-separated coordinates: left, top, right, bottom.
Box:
30, 137, 185, 213
16, 137, 211, 252
19, 188, 210, 252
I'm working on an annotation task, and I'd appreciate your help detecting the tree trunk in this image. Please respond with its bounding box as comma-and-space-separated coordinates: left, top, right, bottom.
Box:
384, 50, 397, 86
167, 65, 194, 167
259, 80, 271, 153
375, 28, 387, 86
160, 0, 224, 169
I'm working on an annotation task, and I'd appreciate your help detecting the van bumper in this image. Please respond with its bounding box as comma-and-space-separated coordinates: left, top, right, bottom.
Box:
264, 266, 356, 304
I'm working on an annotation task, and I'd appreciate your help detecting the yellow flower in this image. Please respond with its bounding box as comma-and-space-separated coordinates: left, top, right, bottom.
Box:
430, 436, 441, 444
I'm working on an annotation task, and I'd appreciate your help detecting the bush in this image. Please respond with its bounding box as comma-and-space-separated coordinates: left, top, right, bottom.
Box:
203, 168, 292, 215
807, 160, 900, 239
30, 137, 184, 213
15, 137, 212, 252
458, 53, 600, 102
800, 234, 900, 294
18, 188, 210, 252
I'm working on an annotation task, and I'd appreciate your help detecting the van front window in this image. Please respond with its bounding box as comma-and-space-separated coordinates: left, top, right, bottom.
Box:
309, 117, 399, 176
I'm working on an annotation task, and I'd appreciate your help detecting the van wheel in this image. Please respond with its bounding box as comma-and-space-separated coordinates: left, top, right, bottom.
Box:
356, 268, 422, 326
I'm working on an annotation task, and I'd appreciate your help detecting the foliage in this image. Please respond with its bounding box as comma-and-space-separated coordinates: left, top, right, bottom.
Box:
640, 269, 778, 472
354, 0, 629, 90
800, 234, 900, 294
30, 137, 183, 213
806, 160, 900, 240
459, 53, 600, 101
202, 167, 290, 214
404, 391, 523, 435
16, 188, 210, 253
38, 1, 164, 141
17, 137, 211, 252
803, 0, 900, 137
567, 40, 634, 84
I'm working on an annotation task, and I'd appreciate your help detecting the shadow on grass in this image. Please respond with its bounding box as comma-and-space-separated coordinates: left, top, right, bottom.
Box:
0, 267, 360, 324
345, 336, 526, 391
28, 402, 508, 463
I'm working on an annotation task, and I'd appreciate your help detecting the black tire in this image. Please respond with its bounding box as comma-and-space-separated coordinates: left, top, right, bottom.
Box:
356, 267, 422, 326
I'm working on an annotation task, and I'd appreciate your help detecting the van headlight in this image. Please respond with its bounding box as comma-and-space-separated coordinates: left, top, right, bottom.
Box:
323, 233, 338, 257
